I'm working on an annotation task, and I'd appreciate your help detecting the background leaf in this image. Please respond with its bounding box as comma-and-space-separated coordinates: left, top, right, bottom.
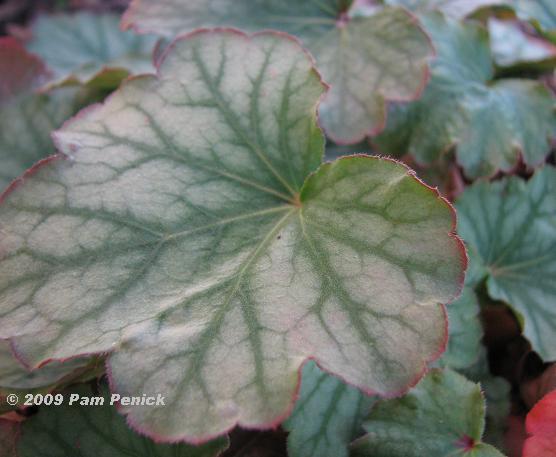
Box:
14, 385, 229, 457
456, 166, 556, 361
122, 0, 434, 143
373, 13, 556, 178
0, 30, 464, 442
351, 368, 506, 457
523, 389, 556, 457
283, 361, 373, 457
26, 12, 157, 88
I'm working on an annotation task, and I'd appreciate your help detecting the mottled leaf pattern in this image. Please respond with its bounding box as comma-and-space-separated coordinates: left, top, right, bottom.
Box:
457, 167, 556, 361
15, 385, 229, 457
26, 12, 157, 88
0, 31, 464, 441
351, 369, 506, 457
374, 13, 556, 178
122, 0, 433, 143
283, 361, 373, 457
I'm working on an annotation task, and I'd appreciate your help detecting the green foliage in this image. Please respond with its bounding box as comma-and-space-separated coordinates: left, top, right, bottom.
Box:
0, 0, 554, 455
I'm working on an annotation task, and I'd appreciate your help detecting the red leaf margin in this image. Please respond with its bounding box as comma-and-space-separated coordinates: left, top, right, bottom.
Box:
120, 0, 435, 145
0, 29, 466, 445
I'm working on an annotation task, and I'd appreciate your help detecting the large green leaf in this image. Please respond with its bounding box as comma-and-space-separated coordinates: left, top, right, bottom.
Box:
383, 0, 506, 18
14, 385, 228, 456
0, 38, 82, 192
122, 0, 433, 143
351, 368, 506, 457
26, 12, 157, 88
438, 286, 482, 370
283, 361, 373, 457
373, 13, 556, 178
456, 166, 556, 361
0, 30, 464, 442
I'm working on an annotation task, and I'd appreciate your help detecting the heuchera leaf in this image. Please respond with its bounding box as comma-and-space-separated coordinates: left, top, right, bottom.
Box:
383, 0, 506, 19
283, 361, 373, 457
0, 30, 464, 442
26, 12, 157, 89
463, 347, 511, 450
489, 19, 556, 70
0, 38, 81, 191
456, 166, 556, 361
122, 0, 434, 143
373, 13, 556, 179
0, 340, 91, 393
438, 286, 482, 370
509, 0, 556, 34
523, 390, 556, 457
351, 368, 506, 457
14, 385, 229, 457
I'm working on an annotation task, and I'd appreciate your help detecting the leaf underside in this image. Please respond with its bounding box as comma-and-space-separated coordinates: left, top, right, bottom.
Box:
122, 0, 433, 143
456, 166, 556, 361
373, 13, 556, 179
0, 30, 463, 442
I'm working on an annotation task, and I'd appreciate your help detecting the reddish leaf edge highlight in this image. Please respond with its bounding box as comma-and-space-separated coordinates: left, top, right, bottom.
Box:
0, 30, 466, 445
120, 1, 435, 145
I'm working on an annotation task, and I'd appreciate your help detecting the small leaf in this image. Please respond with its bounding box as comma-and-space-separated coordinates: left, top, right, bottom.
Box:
26, 12, 157, 88
0, 30, 464, 442
456, 166, 556, 361
0, 38, 82, 191
283, 361, 373, 457
489, 19, 556, 69
438, 286, 483, 370
14, 385, 228, 457
351, 368, 506, 457
373, 13, 556, 178
383, 0, 506, 18
523, 390, 556, 457
122, 1, 433, 143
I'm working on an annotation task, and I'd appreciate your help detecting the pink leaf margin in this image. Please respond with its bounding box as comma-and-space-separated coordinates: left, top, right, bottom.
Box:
0, 30, 466, 445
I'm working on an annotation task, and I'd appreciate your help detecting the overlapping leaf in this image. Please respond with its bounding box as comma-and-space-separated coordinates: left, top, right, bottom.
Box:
0, 38, 82, 191
438, 286, 482, 370
373, 13, 556, 178
0, 30, 464, 442
14, 385, 228, 456
523, 390, 556, 457
0, 340, 91, 393
26, 12, 157, 88
0, 420, 17, 457
283, 361, 373, 457
383, 0, 505, 18
456, 167, 556, 361
489, 19, 556, 70
122, 0, 433, 143
509, 0, 556, 37
351, 369, 506, 457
